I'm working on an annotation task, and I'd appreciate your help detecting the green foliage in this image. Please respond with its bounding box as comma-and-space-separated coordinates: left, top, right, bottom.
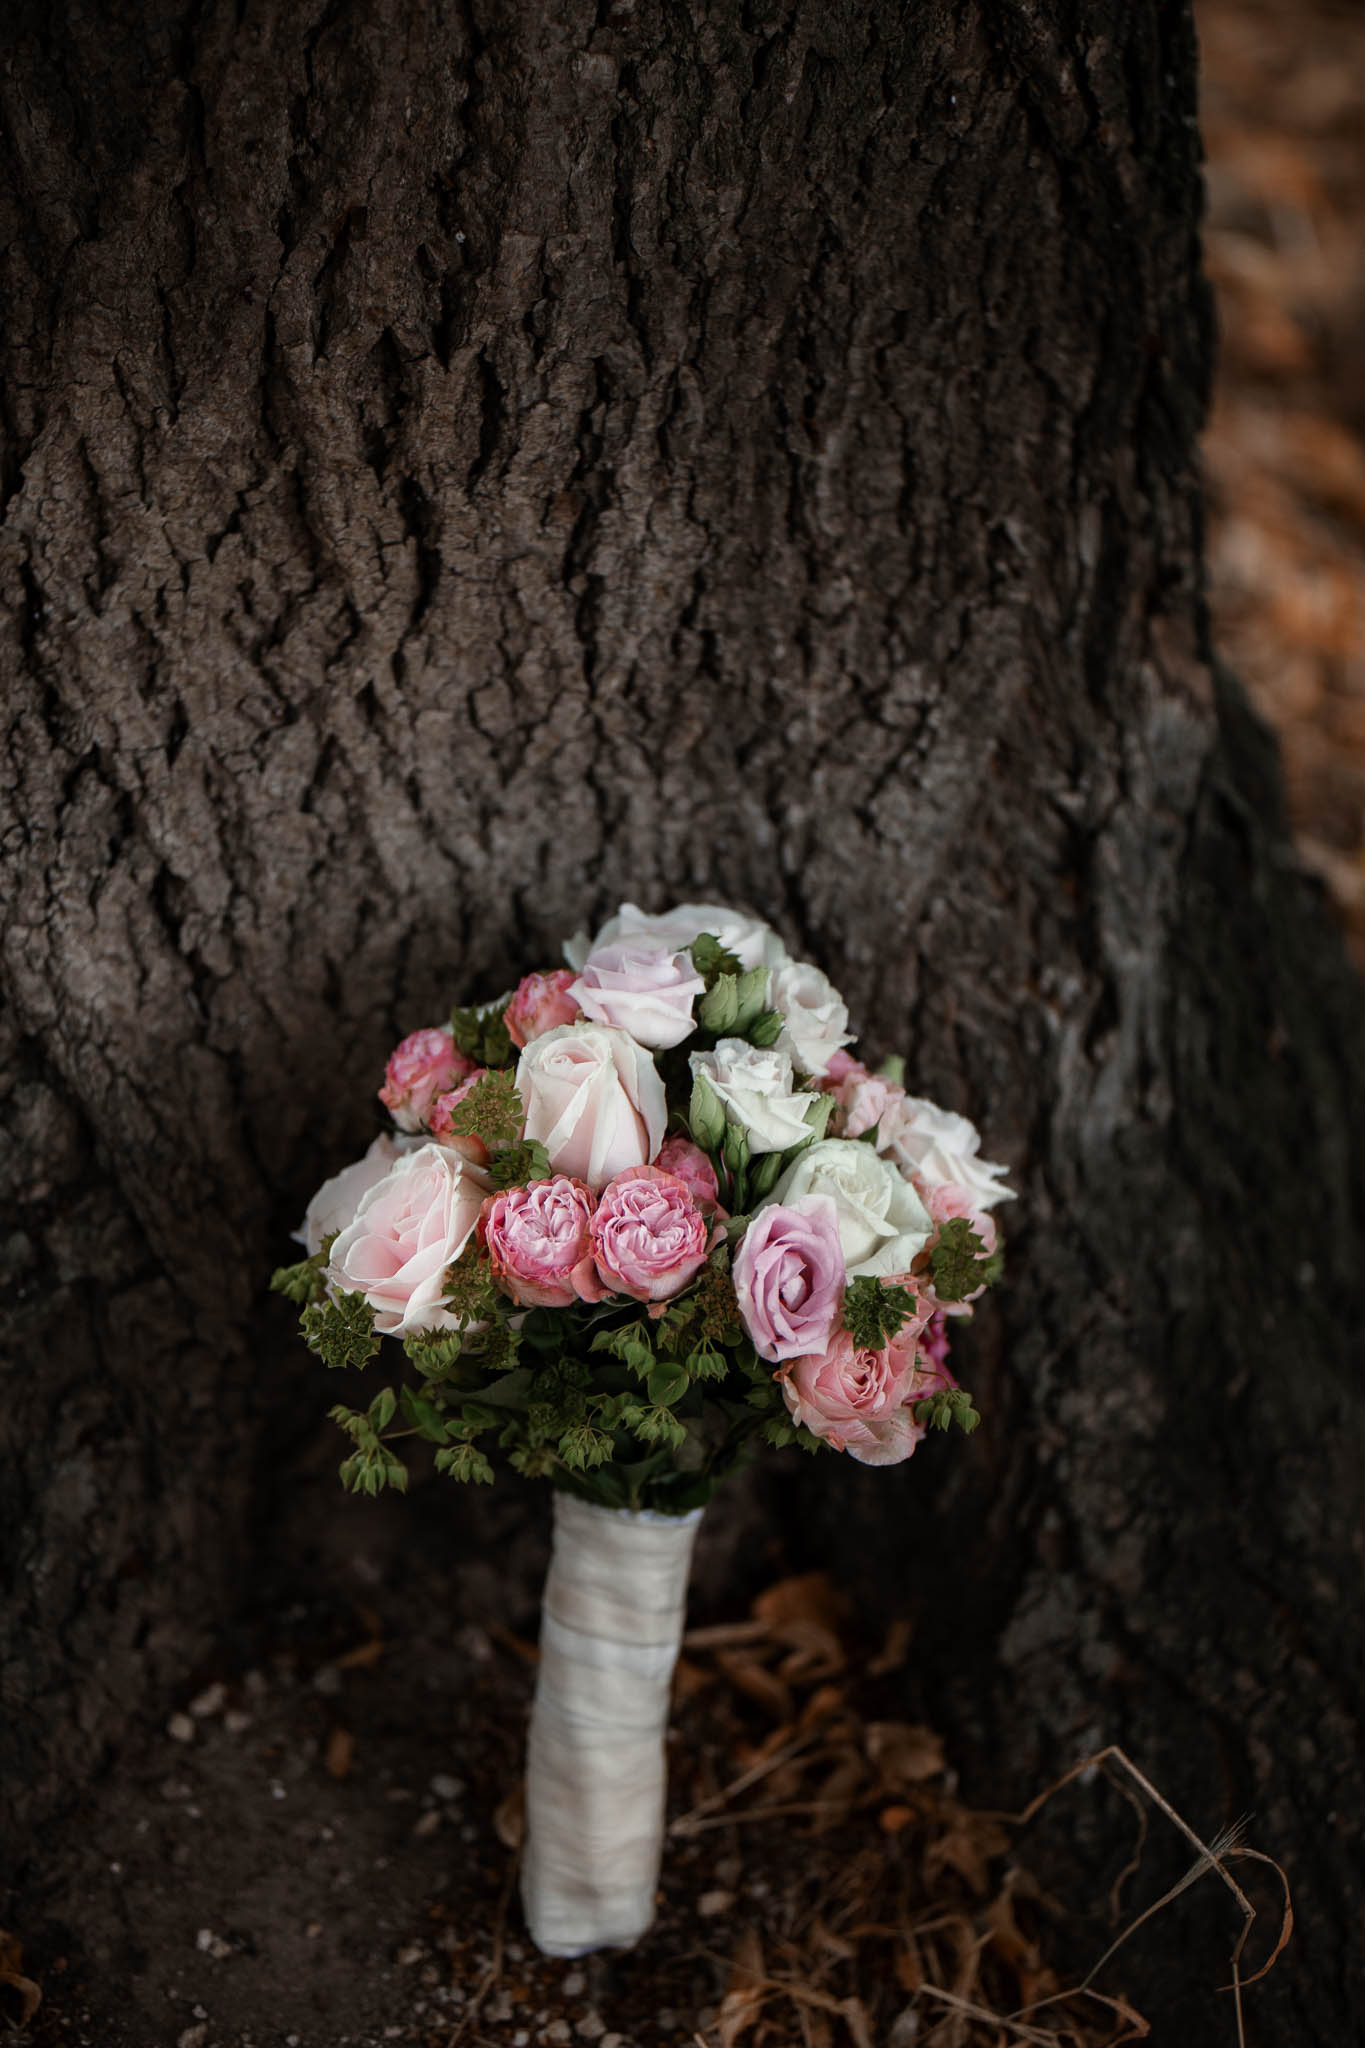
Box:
403, 1328, 465, 1377
558, 1423, 615, 1472
689, 1069, 726, 1153
689, 932, 743, 985
399, 1384, 451, 1443
699, 965, 771, 1039
440, 1067, 525, 1148
748, 1008, 785, 1048
270, 1252, 328, 1306
842, 1276, 921, 1350
629, 1404, 688, 1451
877, 1054, 906, 1086
441, 1243, 498, 1325
930, 1217, 995, 1302
646, 1361, 690, 1408
435, 1441, 496, 1485
450, 1000, 514, 1070
509, 1443, 558, 1479
301, 1290, 381, 1372
914, 1386, 981, 1435
330, 1403, 408, 1494
488, 1137, 553, 1190
759, 1416, 828, 1454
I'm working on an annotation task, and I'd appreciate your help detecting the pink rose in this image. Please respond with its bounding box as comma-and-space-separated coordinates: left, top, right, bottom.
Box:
429, 1067, 491, 1165
568, 942, 705, 1051
827, 1064, 904, 1141
516, 1023, 667, 1188
327, 1142, 492, 1335
505, 970, 582, 1050
589, 1166, 708, 1303
731, 1195, 845, 1364
822, 1050, 865, 1086
379, 1025, 475, 1131
298, 1133, 420, 1256
920, 1181, 997, 1310
780, 1325, 923, 1466
655, 1135, 723, 1216
479, 1177, 605, 1309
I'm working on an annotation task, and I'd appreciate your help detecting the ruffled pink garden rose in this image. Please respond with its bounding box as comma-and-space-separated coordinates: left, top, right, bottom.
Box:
568, 942, 705, 1051
504, 970, 582, 1050
589, 1166, 708, 1303
479, 1177, 605, 1309
731, 1195, 845, 1364
780, 1325, 923, 1466
655, 1135, 723, 1216
327, 1142, 492, 1336
379, 1025, 475, 1132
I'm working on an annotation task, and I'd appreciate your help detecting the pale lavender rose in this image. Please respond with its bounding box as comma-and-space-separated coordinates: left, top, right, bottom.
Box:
479, 1176, 604, 1309
379, 1025, 475, 1132
298, 1133, 419, 1256
780, 1324, 924, 1466
327, 1142, 492, 1335
589, 1166, 708, 1303
655, 1135, 723, 1216
505, 970, 582, 1050
569, 942, 705, 1052
516, 1023, 667, 1188
731, 1194, 845, 1364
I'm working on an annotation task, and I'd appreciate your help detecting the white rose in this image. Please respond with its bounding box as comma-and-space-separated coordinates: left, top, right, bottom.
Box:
768, 960, 852, 1078
517, 1023, 667, 1187
568, 941, 706, 1051
564, 900, 789, 974
688, 1039, 815, 1155
327, 1142, 493, 1335
880, 1096, 1015, 1211
297, 1132, 422, 1256
767, 1138, 933, 1278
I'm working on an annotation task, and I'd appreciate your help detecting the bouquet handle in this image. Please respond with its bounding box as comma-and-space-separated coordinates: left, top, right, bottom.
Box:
521, 1492, 703, 1956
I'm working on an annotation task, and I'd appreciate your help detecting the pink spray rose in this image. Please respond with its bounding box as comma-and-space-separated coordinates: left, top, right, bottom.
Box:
568, 942, 705, 1051
480, 1177, 604, 1309
589, 1166, 708, 1303
504, 970, 582, 1050
919, 1181, 998, 1310
516, 1023, 667, 1188
327, 1142, 492, 1336
655, 1135, 723, 1216
780, 1324, 924, 1466
731, 1195, 845, 1364
429, 1067, 491, 1165
379, 1025, 475, 1132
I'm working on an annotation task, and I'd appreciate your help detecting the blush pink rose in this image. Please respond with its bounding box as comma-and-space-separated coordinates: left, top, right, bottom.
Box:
920, 1180, 997, 1310
479, 1177, 605, 1309
822, 1049, 865, 1087
327, 1142, 492, 1336
429, 1067, 491, 1165
298, 1133, 421, 1256
516, 1023, 667, 1188
568, 942, 705, 1051
589, 1166, 708, 1303
780, 1325, 922, 1466
379, 1025, 475, 1132
504, 970, 582, 1050
655, 1135, 723, 1216
731, 1195, 845, 1364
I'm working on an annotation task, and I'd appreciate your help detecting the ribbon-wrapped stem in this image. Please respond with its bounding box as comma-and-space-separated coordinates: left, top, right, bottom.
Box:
521, 1492, 703, 1957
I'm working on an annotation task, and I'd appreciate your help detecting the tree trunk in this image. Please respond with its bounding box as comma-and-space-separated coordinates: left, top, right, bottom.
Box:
1, 1, 1360, 2040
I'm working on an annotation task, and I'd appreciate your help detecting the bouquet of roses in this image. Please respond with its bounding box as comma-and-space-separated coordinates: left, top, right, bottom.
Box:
272, 901, 1012, 1955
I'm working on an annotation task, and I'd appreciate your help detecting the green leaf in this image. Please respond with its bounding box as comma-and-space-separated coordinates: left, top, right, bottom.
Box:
488, 1138, 553, 1190
690, 932, 744, 986
842, 1275, 921, 1350
462, 1366, 535, 1410
557, 1423, 615, 1472
368, 1385, 397, 1432
747, 1008, 785, 1049
435, 1441, 496, 1485
688, 1069, 727, 1153
270, 1253, 328, 1306
399, 1385, 451, 1443
913, 1387, 981, 1435
629, 1404, 688, 1450
646, 1361, 690, 1408
732, 967, 772, 1036
685, 1348, 728, 1383
509, 1443, 558, 1479
930, 1217, 992, 1303
760, 1416, 797, 1448
450, 1001, 515, 1070
301, 1290, 381, 1372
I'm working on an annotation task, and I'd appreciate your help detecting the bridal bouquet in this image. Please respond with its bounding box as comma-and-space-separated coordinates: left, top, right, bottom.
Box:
272, 902, 1012, 1954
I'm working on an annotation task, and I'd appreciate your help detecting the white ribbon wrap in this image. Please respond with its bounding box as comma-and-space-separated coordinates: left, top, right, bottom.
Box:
521, 1492, 703, 1957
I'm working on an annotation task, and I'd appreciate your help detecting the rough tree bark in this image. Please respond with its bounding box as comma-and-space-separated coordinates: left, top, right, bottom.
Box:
1, 1, 1361, 2040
